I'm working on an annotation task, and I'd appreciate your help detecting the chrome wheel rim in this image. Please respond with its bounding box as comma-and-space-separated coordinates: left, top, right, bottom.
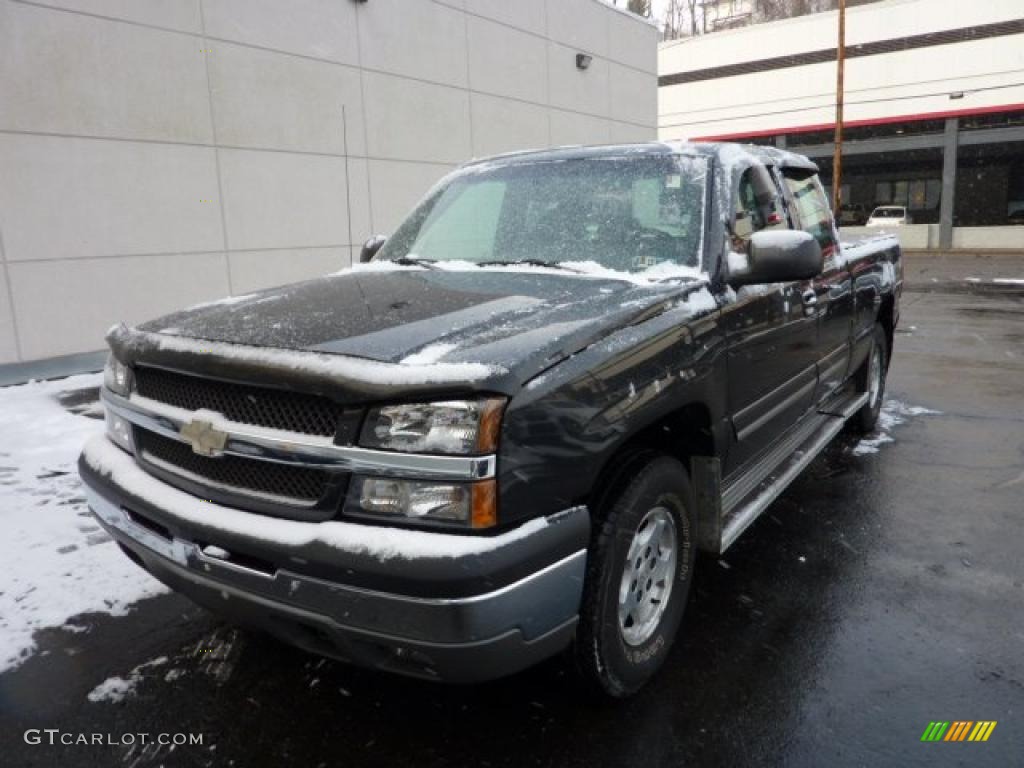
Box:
868, 343, 883, 409
618, 506, 678, 647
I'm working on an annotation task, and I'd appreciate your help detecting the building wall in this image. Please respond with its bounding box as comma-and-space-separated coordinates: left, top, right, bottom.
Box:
658, 0, 1024, 141
0, 0, 658, 368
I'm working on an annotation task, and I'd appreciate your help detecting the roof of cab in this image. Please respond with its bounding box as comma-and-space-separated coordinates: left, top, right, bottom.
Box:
461, 141, 818, 173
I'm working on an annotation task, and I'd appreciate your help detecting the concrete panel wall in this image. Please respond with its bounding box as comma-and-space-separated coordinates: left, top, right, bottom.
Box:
952, 227, 1024, 251
841, 224, 1024, 251
0, 0, 657, 369
841, 225, 932, 250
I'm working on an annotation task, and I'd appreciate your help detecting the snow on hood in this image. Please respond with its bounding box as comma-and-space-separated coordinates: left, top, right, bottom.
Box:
121, 264, 713, 391
111, 323, 503, 386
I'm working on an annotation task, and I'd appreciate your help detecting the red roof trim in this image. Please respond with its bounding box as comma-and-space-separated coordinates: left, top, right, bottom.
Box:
690, 102, 1024, 142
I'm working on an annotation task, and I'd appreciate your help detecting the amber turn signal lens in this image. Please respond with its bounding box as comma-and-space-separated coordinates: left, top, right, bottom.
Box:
471, 479, 497, 529
475, 398, 505, 453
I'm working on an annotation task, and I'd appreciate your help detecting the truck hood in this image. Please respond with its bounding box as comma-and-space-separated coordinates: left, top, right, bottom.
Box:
136, 266, 704, 385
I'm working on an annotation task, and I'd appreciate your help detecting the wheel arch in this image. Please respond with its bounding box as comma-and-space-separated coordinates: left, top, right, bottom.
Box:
586, 400, 717, 522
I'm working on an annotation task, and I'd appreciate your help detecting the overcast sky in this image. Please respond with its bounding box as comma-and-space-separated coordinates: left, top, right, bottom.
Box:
607, 0, 671, 31
649, 0, 670, 27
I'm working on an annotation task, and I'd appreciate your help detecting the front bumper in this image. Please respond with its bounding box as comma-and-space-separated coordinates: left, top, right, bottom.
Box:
79, 435, 589, 682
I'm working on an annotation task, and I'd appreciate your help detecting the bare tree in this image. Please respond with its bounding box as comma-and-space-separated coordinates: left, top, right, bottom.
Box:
754, 0, 879, 22
626, 0, 652, 17
662, 0, 703, 40
756, 0, 826, 21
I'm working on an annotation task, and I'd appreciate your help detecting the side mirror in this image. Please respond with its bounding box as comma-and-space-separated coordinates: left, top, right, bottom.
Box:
729, 230, 822, 287
359, 235, 387, 263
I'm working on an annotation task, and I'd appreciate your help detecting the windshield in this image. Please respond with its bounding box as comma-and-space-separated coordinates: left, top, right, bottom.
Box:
871, 207, 906, 218
377, 155, 708, 274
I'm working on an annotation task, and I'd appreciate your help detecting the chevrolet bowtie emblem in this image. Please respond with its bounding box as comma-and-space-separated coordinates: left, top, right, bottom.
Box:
179, 419, 228, 457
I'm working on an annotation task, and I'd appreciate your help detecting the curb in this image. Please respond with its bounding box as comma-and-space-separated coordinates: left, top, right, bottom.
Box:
905, 282, 1024, 296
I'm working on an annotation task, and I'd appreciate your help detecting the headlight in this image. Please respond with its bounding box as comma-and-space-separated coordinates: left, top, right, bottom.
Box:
344, 476, 496, 529
359, 398, 504, 455
103, 353, 131, 396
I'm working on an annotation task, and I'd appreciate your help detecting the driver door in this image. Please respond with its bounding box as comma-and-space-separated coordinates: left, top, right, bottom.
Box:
722, 166, 820, 477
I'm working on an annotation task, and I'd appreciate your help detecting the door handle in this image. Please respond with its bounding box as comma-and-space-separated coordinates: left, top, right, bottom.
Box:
801, 289, 818, 317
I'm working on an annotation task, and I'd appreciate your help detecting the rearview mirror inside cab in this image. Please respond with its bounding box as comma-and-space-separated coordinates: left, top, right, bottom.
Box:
729, 230, 823, 287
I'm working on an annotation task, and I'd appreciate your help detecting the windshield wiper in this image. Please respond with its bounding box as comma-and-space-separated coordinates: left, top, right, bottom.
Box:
477, 259, 583, 273
388, 256, 438, 269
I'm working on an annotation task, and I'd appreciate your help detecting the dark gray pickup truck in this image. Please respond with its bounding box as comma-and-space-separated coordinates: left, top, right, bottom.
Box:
80, 142, 901, 697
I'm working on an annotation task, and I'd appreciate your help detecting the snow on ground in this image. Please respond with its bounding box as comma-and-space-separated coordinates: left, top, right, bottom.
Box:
87, 655, 168, 703
0, 374, 167, 674
852, 399, 941, 456
966, 277, 1024, 285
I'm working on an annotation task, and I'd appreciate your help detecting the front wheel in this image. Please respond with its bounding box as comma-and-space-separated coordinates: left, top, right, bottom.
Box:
575, 455, 696, 698
849, 322, 888, 434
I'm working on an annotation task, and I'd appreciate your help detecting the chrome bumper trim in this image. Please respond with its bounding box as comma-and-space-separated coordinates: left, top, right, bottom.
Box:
101, 388, 497, 481
86, 485, 585, 623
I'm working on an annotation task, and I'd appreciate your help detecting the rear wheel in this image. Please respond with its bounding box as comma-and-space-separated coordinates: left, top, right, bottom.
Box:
849, 323, 888, 434
575, 455, 696, 698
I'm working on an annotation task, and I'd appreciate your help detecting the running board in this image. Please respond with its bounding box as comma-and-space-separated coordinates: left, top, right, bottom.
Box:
821, 390, 869, 419
715, 390, 867, 553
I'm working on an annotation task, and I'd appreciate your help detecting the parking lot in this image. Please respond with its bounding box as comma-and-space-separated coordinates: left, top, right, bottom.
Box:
1, 289, 1021, 768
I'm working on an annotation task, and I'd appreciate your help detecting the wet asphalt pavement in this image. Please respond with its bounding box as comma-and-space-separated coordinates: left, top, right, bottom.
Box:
2, 290, 1022, 768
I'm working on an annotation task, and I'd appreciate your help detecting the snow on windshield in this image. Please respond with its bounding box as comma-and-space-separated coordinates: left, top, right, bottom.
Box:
374, 155, 710, 279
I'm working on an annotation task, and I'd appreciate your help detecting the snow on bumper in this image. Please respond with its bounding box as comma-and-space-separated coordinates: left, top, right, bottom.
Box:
78, 435, 589, 681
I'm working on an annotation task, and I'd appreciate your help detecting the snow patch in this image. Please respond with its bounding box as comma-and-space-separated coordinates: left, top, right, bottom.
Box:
87, 656, 168, 703
333, 256, 706, 286
966, 277, 1024, 285
400, 342, 458, 366
852, 399, 941, 456
0, 375, 167, 673
678, 286, 718, 314
727, 250, 749, 274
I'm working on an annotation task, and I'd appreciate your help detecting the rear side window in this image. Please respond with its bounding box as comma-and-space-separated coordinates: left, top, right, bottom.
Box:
783, 171, 838, 262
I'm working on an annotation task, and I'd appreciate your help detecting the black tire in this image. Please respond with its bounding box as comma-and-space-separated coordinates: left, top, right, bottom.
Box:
575, 454, 696, 698
849, 323, 888, 434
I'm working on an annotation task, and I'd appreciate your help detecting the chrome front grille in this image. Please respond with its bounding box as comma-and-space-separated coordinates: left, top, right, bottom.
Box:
134, 366, 341, 437
136, 429, 331, 507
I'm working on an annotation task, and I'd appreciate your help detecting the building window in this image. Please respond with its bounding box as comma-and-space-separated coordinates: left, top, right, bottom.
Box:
893, 181, 909, 207
874, 178, 940, 210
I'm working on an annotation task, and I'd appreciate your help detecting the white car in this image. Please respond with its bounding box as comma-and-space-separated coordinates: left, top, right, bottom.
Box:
867, 206, 913, 227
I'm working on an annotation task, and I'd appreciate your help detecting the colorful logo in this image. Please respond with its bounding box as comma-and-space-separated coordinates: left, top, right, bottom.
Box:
921, 721, 997, 742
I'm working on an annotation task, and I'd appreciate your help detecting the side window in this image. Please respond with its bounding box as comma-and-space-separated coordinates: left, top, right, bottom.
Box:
783, 171, 839, 262
731, 168, 786, 251
413, 180, 506, 261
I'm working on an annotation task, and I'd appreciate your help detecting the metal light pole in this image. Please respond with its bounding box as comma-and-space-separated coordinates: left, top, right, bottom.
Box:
832, 0, 846, 215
